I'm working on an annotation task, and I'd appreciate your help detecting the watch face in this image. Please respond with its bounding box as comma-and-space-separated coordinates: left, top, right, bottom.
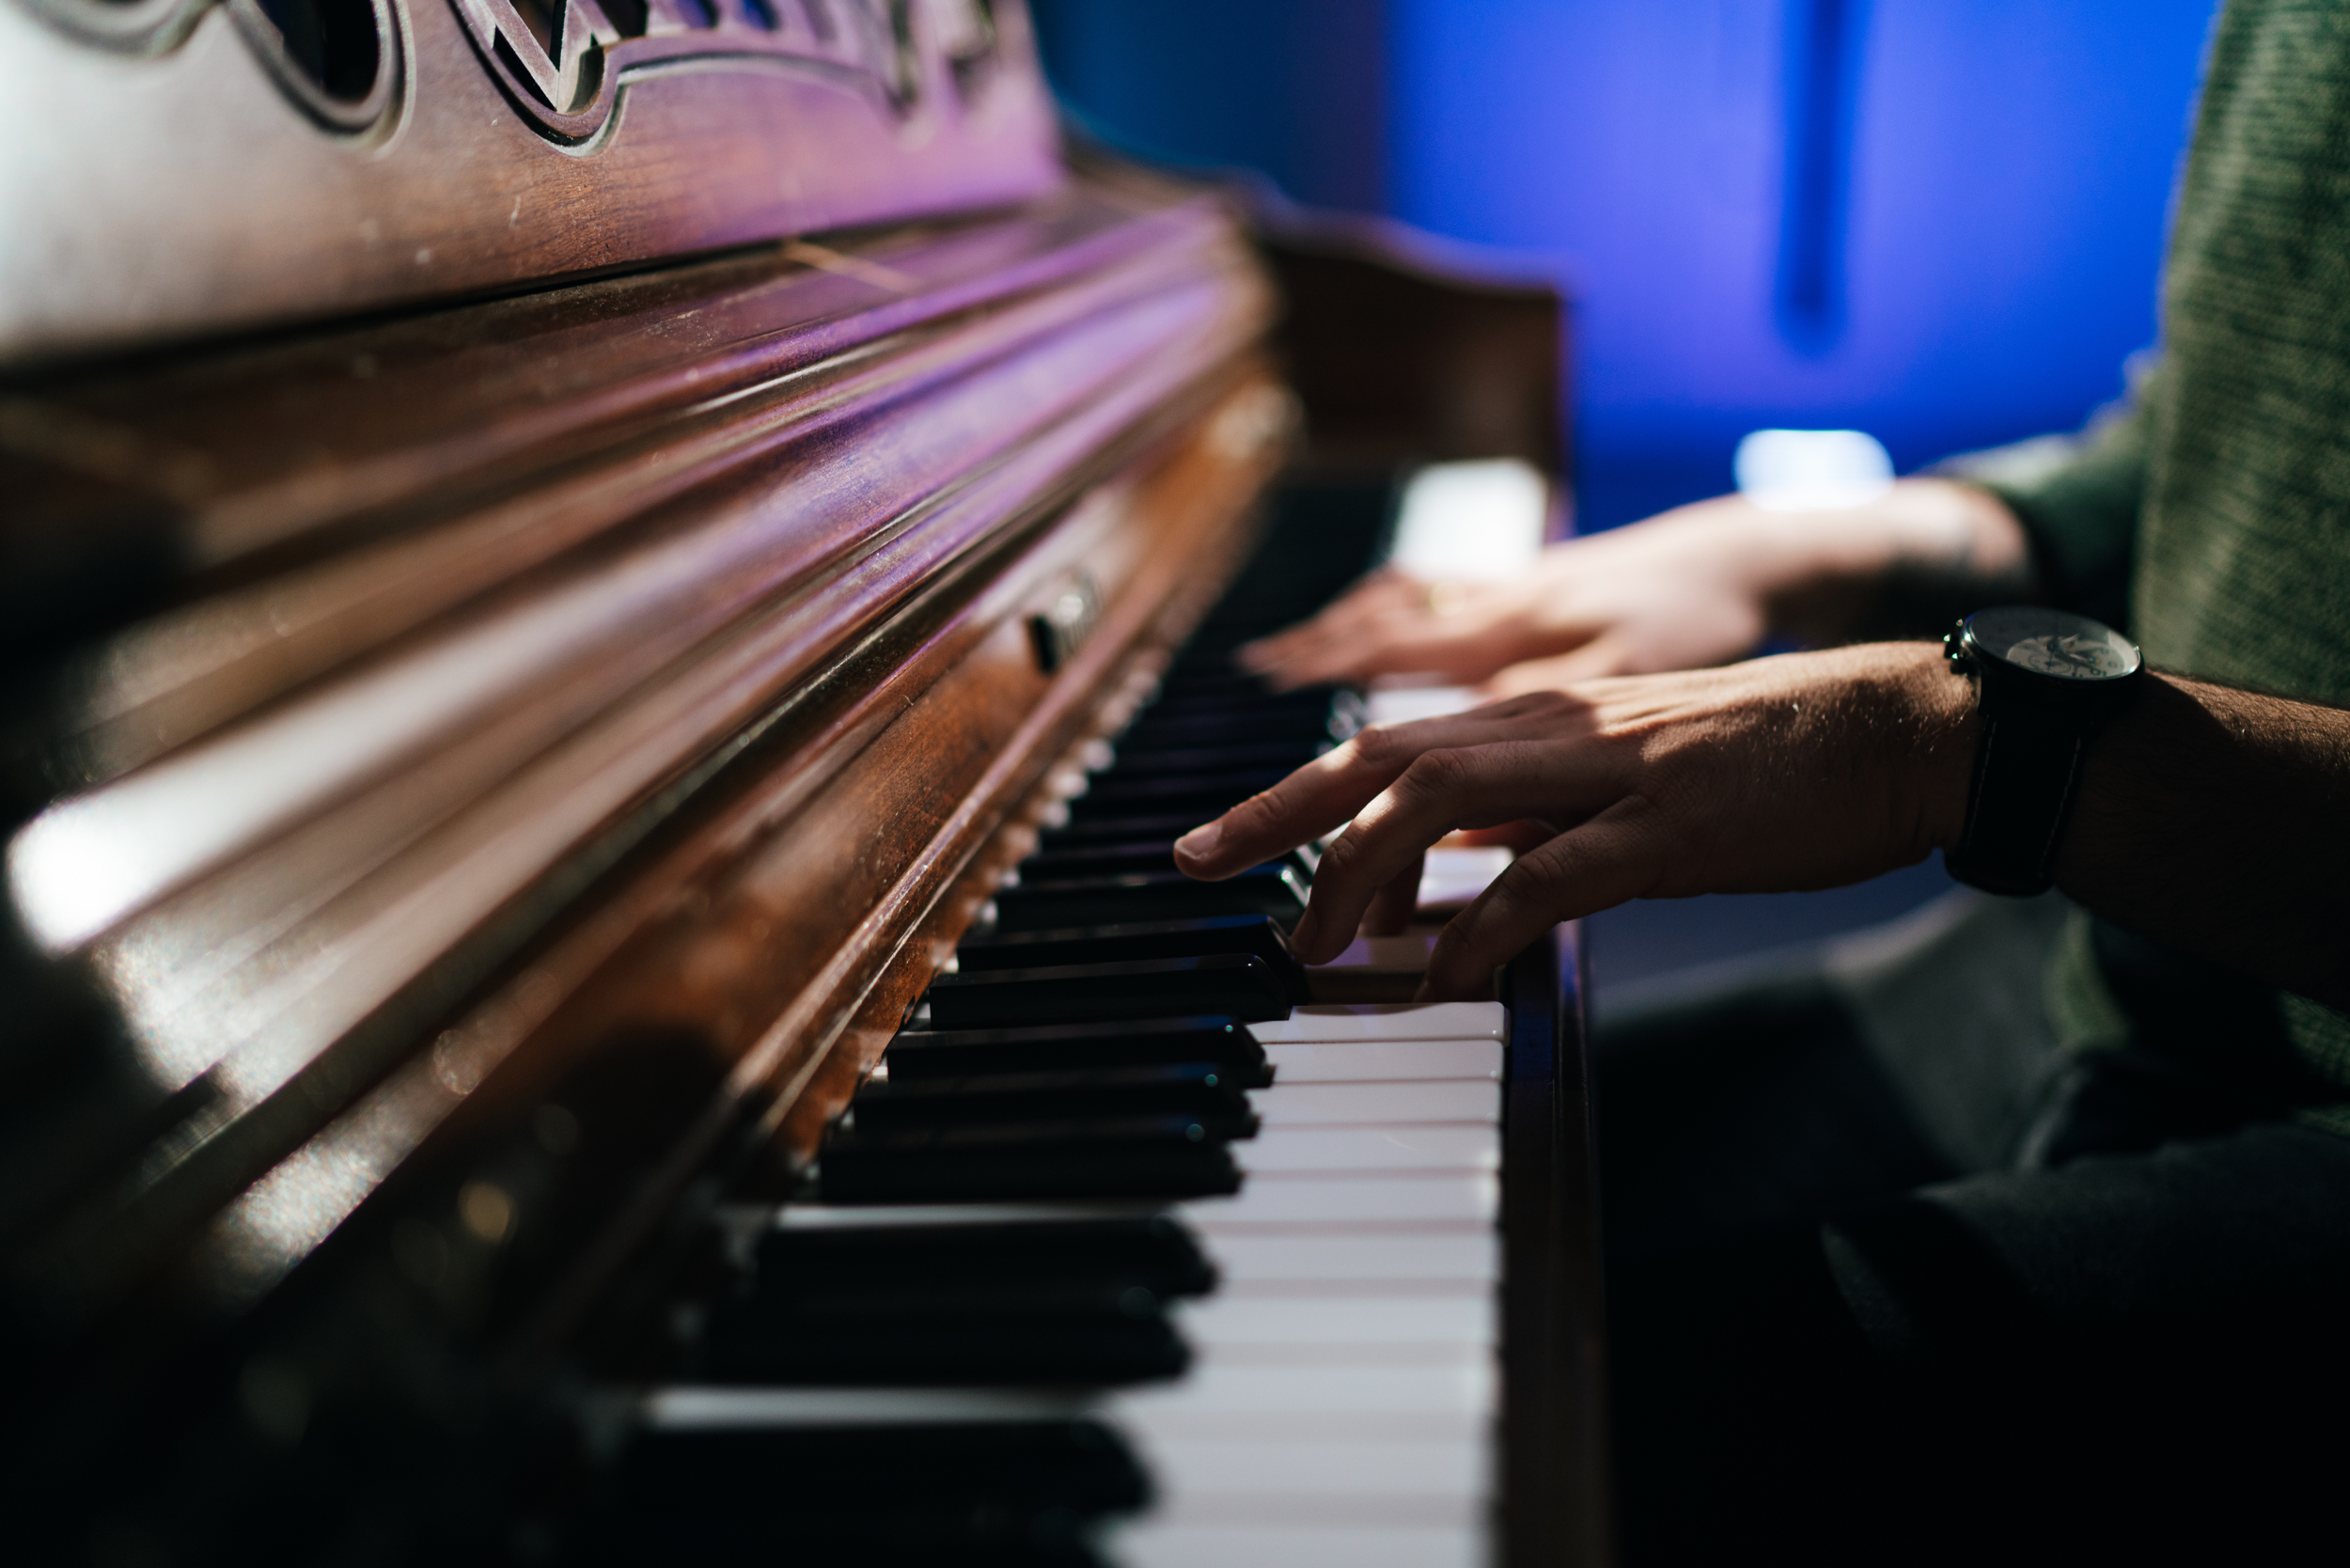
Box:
1966, 606, 2141, 682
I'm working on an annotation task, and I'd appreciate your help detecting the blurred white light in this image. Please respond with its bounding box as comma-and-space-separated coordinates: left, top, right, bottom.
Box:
1733, 429, 1895, 511
1388, 458, 1550, 581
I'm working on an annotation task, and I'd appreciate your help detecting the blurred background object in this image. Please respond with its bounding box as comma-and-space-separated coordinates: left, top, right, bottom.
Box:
1031, 0, 2217, 527
1031, 0, 2220, 996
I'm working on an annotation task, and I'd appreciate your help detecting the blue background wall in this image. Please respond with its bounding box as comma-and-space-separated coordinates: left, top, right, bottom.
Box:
1031, 0, 2220, 529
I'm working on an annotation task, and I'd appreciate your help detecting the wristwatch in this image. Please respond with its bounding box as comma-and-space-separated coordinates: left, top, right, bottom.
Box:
1943, 606, 2143, 896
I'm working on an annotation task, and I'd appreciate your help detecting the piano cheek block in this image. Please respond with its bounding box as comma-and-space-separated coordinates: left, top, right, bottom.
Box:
924, 952, 1293, 1028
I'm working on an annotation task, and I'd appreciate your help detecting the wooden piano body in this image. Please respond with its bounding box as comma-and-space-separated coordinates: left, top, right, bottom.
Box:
0, 1, 1606, 1560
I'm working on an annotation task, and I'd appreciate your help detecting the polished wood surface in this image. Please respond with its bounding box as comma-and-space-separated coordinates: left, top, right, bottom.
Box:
0, 0, 1058, 363
0, 180, 1277, 1329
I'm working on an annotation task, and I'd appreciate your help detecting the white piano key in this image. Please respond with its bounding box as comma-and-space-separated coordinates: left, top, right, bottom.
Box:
1208, 1231, 1499, 1283
1177, 1174, 1497, 1228
769, 1200, 1156, 1230
643, 1386, 1089, 1429
1417, 846, 1513, 911
1263, 1037, 1502, 1082
1251, 1079, 1502, 1125
1236, 1124, 1499, 1173
1171, 1294, 1495, 1348
1250, 1002, 1507, 1044
1108, 1360, 1495, 1420
1111, 1522, 1483, 1568
1127, 1437, 1488, 1499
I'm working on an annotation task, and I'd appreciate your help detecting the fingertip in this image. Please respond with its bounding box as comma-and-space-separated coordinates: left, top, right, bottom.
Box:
1171, 820, 1223, 875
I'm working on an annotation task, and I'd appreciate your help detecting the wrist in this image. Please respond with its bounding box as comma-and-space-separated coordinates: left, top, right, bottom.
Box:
1888, 639, 1982, 851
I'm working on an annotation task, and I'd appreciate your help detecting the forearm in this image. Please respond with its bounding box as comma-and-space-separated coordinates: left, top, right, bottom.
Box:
2055, 675, 2350, 1011
1703, 477, 2039, 644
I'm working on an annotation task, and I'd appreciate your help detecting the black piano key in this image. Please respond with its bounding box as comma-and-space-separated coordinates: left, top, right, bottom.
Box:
1015, 840, 1181, 880
991, 863, 1308, 932
956, 913, 1300, 980
1118, 707, 1349, 750
701, 1215, 1214, 1385
849, 1061, 1256, 1136
593, 1420, 1144, 1562
1069, 766, 1290, 814
702, 1312, 1190, 1386
1037, 811, 1220, 848
1103, 738, 1327, 775
924, 953, 1293, 1028
816, 1117, 1245, 1203
884, 1015, 1270, 1085
1016, 839, 1314, 885
755, 1214, 1217, 1299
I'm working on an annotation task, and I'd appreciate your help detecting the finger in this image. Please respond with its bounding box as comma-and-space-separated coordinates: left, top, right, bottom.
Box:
1475, 635, 1638, 698
1266, 608, 1535, 691
1418, 800, 1663, 999
1361, 852, 1425, 938
1291, 736, 1594, 964
1235, 572, 1425, 676
1173, 696, 1592, 883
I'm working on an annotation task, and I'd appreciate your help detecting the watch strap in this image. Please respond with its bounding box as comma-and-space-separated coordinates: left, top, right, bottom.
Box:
1948, 707, 2086, 896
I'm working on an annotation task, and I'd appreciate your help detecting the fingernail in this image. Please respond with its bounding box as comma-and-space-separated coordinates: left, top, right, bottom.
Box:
1173, 822, 1221, 863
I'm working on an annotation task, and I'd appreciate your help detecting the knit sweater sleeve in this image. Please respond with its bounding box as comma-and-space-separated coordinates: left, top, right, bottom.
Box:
1962, 375, 2154, 620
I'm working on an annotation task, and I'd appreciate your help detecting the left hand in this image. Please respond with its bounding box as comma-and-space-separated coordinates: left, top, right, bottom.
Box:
1172, 643, 1978, 998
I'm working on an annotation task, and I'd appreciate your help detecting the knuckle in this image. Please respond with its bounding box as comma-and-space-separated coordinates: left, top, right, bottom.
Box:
1402, 745, 1473, 795
1348, 722, 1410, 769
1313, 825, 1367, 882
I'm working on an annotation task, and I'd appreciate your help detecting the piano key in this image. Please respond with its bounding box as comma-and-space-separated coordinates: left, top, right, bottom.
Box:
644, 1386, 1096, 1428
1247, 1002, 1508, 1043
955, 915, 1301, 980
1040, 811, 1230, 848
599, 1414, 1149, 1562
1234, 1124, 1500, 1173
992, 864, 1308, 932
1174, 1174, 1497, 1229
1261, 1037, 1502, 1083
816, 1121, 1245, 1203
885, 1016, 1271, 1085
700, 1308, 1192, 1386
1108, 1360, 1495, 1419
1103, 739, 1327, 775
1202, 1231, 1499, 1284
1247, 1080, 1502, 1125
1016, 841, 1314, 885
753, 1213, 1216, 1296
1125, 1436, 1486, 1498
1111, 1520, 1481, 1568
1072, 768, 1292, 814
1169, 1294, 1494, 1349
924, 953, 1294, 1028
848, 1063, 1257, 1137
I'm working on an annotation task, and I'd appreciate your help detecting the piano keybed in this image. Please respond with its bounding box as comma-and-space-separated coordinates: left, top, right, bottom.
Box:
556, 512, 1534, 1566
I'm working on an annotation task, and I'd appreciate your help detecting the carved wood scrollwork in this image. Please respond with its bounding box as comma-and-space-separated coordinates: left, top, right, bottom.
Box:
447, 0, 1000, 146
13, 0, 403, 132
4, 0, 1002, 148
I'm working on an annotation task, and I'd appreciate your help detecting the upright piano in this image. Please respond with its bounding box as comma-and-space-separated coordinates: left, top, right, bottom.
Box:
0, 1, 1609, 1561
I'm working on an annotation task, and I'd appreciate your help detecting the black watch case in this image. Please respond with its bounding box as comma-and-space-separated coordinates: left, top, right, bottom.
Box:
1943, 606, 2143, 896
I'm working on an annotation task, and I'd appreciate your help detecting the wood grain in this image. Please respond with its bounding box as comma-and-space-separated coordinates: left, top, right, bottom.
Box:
0, 0, 1060, 365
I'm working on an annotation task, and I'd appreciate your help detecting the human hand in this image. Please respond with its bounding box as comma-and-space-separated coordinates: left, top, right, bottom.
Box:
1174, 643, 1976, 998
1232, 480, 2033, 693
1233, 495, 1777, 690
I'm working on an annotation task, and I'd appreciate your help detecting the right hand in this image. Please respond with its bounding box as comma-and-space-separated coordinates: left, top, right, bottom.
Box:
1235, 495, 1778, 691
